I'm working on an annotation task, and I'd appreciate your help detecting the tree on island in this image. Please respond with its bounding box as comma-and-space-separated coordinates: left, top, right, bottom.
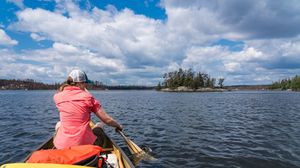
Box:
218, 78, 225, 88
157, 68, 225, 90
270, 75, 300, 91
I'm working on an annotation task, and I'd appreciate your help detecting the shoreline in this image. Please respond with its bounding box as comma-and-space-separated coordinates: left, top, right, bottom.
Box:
159, 87, 228, 92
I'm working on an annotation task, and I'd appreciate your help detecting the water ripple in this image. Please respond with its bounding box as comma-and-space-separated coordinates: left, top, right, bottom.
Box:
0, 90, 300, 168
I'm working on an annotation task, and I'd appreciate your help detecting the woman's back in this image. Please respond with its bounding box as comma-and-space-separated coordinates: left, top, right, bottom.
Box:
53, 86, 100, 149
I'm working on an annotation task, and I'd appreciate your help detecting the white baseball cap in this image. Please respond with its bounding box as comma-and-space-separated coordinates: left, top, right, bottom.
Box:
68, 69, 92, 83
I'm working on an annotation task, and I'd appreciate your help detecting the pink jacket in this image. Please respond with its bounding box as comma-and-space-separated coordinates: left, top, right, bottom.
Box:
53, 86, 101, 149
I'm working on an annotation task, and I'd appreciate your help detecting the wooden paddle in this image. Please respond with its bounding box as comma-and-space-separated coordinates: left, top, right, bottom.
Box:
116, 129, 157, 165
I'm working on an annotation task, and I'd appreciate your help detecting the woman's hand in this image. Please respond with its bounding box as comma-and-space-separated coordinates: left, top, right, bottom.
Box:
115, 123, 123, 132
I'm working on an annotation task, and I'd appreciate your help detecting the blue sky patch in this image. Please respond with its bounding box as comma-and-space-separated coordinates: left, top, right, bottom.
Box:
8, 31, 53, 51
213, 39, 244, 51
0, 2, 19, 27
87, 0, 166, 20
23, 0, 56, 11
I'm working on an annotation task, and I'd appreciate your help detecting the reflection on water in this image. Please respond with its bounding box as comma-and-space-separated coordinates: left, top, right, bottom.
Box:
0, 90, 300, 168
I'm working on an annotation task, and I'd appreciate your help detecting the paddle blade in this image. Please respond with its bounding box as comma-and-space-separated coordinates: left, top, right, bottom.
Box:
126, 137, 157, 162
117, 130, 157, 165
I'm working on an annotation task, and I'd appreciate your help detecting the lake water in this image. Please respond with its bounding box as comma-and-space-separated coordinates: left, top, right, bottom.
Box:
0, 90, 299, 168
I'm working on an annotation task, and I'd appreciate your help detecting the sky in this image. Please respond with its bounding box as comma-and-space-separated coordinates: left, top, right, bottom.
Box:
1, 0, 300, 86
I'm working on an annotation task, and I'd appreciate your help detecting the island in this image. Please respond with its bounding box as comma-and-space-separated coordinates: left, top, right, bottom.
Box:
269, 75, 300, 91
156, 68, 227, 92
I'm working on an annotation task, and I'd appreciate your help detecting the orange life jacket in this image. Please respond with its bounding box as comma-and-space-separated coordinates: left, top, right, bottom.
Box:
26, 145, 103, 166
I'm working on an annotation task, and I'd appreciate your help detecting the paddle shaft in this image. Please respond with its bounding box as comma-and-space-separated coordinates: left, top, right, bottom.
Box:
117, 130, 141, 153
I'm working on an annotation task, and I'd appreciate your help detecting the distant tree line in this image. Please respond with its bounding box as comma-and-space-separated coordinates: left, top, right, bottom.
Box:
86, 80, 106, 90
157, 68, 225, 90
0, 79, 153, 90
106, 85, 154, 90
269, 75, 300, 91
0, 79, 60, 90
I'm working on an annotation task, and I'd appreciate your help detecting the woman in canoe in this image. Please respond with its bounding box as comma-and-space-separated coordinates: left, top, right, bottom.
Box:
53, 69, 123, 149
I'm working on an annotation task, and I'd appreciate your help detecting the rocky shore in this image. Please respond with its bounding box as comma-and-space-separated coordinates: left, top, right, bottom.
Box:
160, 86, 228, 92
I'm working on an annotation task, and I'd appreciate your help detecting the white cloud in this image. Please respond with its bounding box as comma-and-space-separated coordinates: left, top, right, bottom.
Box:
163, 0, 300, 39
0, 41, 128, 83
281, 41, 300, 57
180, 43, 300, 85
52, 42, 79, 54
228, 47, 266, 62
2, 0, 300, 85
0, 29, 18, 46
13, 7, 169, 63
0, 49, 49, 81
30, 33, 46, 41
224, 62, 241, 73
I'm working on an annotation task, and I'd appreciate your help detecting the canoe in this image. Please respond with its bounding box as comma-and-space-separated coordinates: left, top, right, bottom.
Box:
1, 122, 135, 168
